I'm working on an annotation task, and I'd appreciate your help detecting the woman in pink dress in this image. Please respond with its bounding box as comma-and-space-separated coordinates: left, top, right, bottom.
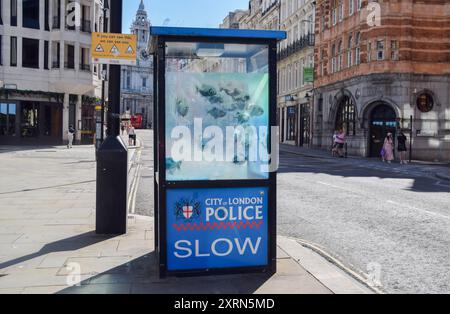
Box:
382, 133, 395, 163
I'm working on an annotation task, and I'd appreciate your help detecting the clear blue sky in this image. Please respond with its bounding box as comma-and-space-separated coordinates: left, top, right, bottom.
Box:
122, 0, 249, 33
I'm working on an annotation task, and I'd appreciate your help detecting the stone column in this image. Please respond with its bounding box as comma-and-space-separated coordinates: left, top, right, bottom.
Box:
75, 95, 82, 142
62, 93, 69, 141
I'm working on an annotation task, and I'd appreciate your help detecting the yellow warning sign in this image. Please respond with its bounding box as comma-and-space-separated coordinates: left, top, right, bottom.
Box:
91, 33, 137, 66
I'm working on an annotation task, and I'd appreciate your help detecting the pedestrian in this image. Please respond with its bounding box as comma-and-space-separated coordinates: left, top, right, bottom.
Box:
67, 125, 75, 149
121, 123, 126, 136
128, 125, 136, 146
397, 131, 408, 164
382, 133, 395, 163
335, 128, 346, 158
331, 130, 339, 157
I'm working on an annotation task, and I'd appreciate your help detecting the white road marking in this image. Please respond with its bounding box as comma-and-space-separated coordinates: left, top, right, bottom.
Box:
386, 200, 450, 220
435, 181, 450, 188
317, 181, 342, 189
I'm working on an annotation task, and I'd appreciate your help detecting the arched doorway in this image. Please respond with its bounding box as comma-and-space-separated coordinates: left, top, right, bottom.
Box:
369, 104, 397, 157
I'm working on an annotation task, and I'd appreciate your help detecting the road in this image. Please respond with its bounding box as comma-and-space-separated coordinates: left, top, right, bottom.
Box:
134, 130, 450, 294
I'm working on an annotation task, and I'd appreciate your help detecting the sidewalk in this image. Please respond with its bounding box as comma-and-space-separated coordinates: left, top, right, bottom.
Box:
280, 144, 450, 182
0, 144, 375, 294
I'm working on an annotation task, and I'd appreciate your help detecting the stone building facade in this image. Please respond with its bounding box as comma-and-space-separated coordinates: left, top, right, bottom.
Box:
277, 0, 315, 147
313, 0, 450, 161
120, 0, 153, 129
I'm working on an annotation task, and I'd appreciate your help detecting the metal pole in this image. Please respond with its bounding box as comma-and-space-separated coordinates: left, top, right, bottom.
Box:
101, 77, 105, 142
409, 115, 413, 163
100, 6, 108, 142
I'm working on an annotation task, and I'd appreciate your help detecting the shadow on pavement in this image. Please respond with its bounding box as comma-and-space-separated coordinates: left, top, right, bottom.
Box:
57, 251, 273, 294
0, 232, 115, 271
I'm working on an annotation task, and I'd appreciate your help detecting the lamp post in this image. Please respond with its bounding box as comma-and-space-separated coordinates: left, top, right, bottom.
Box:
100, 0, 109, 143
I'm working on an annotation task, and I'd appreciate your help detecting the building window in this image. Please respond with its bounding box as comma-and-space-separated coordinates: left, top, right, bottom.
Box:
65, 44, 75, 69
357, 0, 362, 11
367, 41, 372, 62
331, 44, 336, 73
44, 0, 50, 31
339, 2, 344, 21
332, 8, 337, 26
22, 38, 40, 68
391, 40, 399, 61
10, 0, 17, 26
321, 15, 326, 32
23, 0, 40, 29
52, 42, 60, 68
142, 77, 147, 88
349, 0, 354, 16
10, 36, 17, 67
0, 103, 17, 136
0, 35, 2, 65
0, 0, 3, 24
44, 41, 49, 70
338, 40, 343, 71
355, 33, 361, 65
347, 36, 353, 67
377, 40, 385, 61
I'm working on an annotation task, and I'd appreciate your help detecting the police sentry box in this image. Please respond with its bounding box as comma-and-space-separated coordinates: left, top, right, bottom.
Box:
150, 27, 286, 277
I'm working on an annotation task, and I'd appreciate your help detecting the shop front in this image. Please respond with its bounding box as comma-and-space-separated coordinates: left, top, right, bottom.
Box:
0, 100, 63, 145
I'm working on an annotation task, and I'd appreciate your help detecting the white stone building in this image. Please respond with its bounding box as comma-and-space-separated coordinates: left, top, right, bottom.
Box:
120, 0, 153, 129
0, 0, 105, 145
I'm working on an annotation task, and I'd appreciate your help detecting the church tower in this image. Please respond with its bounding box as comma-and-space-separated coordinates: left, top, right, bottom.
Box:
120, 0, 153, 128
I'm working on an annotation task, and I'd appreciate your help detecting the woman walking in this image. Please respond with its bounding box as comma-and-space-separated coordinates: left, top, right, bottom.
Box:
397, 131, 408, 164
382, 133, 395, 163
335, 128, 346, 158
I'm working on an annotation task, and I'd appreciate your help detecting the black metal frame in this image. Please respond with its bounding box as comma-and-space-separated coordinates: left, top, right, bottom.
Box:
154, 34, 278, 278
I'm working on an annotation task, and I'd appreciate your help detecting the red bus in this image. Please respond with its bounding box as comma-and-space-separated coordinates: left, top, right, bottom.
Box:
130, 114, 143, 129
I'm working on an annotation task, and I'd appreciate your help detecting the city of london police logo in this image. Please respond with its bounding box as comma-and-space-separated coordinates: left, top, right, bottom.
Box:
175, 199, 201, 221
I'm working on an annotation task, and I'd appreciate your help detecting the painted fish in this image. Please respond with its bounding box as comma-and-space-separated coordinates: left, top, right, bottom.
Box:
220, 87, 242, 98
197, 85, 217, 97
176, 98, 189, 117
208, 107, 227, 119
235, 112, 251, 124
249, 105, 264, 117
166, 158, 182, 172
207, 94, 224, 104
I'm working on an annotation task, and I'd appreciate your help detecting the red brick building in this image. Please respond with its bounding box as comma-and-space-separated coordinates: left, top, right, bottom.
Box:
313, 0, 450, 161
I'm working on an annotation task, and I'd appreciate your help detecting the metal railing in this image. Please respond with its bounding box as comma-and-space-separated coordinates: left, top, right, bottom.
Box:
277, 34, 315, 61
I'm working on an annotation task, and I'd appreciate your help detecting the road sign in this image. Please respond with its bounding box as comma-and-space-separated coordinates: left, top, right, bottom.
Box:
166, 187, 269, 271
91, 33, 137, 66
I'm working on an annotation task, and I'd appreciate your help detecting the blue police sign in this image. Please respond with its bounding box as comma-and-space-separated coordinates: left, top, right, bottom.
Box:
167, 187, 268, 271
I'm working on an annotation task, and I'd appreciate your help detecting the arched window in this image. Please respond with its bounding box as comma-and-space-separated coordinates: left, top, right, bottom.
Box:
355, 32, 361, 65
335, 96, 356, 136
347, 35, 353, 67
337, 40, 343, 71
